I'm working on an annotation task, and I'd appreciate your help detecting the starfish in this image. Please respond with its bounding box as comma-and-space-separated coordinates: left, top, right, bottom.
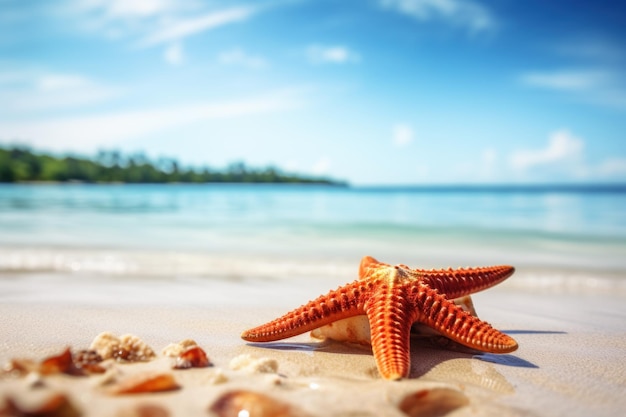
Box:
241, 256, 518, 380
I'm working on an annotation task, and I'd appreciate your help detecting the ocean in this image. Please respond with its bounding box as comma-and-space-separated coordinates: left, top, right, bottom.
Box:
1, 184, 625, 300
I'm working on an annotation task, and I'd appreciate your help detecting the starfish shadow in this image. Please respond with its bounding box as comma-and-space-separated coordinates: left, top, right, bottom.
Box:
502, 330, 567, 335
244, 341, 329, 353
474, 353, 537, 367
407, 333, 540, 378
245, 340, 373, 356
407, 345, 539, 380
247, 336, 539, 382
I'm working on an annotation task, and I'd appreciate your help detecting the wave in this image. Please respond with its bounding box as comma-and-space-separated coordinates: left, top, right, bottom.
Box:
1, 246, 625, 296
0, 246, 355, 280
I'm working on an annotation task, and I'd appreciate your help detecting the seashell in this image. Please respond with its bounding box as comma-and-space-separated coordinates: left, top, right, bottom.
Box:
203, 368, 228, 385
39, 347, 84, 376
311, 296, 478, 345
161, 339, 198, 357
453, 295, 477, 316
4, 347, 106, 379
173, 346, 211, 369
73, 349, 103, 366
1, 393, 81, 417
108, 372, 180, 395
229, 354, 278, 374
73, 349, 106, 374
310, 315, 371, 345
398, 387, 469, 417
90, 332, 156, 363
209, 390, 307, 417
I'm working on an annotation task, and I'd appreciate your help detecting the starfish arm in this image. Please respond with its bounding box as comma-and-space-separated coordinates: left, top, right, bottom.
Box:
417, 265, 515, 299
359, 256, 385, 279
241, 281, 368, 342
414, 286, 518, 353
365, 289, 417, 381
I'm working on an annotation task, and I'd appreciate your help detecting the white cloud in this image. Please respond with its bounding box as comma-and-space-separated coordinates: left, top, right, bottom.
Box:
312, 157, 331, 175
0, 90, 302, 152
164, 43, 184, 65
509, 131, 626, 181
510, 130, 584, 171
218, 48, 268, 69
37, 74, 91, 91
520, 69, 609, 92
0, 71, 122, 113
379, 0, 494, 33
77, 0, 178, 19
307, 45, 360, 64
392, 123, 414, 147
556, 38, 625, 63
520, 68, 626, 110
68, 1, 261, 51
136, 6, 255, 47
70, 0, 183, 40
597, 158, 626, 177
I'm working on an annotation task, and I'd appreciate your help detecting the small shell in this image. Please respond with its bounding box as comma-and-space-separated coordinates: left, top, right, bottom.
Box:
73, 349, 103, 366
173, 346, 211, 369
161, 339, 198, 358
1, 393, 81, 417
89, 332, 120, 357
108, 372, 180, 395
90, 332, 156, 363
203, 368, 228, 385
398, 387, 469, 417
229, 354, 278, 374
209, 390, 307, 417
39, 347, 83, 376
73, 349, 106, 374
453, 295, 477, 316
310, 315, 371, 345
311, 296, 478, 345
4, 348, 104, 379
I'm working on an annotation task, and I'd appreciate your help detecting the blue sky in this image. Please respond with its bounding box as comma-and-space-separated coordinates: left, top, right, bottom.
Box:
1, 0, 625, 185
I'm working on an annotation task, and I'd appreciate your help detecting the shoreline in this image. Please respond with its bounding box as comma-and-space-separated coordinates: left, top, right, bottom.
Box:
2, 245, 626, 302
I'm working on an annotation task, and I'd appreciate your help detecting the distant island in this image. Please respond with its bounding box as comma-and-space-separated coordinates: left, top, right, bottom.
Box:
0, 146, 346, 185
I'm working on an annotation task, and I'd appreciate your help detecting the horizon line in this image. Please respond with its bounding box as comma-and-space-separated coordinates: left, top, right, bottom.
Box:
350, 183, 626, 192
3, 181, 626, 192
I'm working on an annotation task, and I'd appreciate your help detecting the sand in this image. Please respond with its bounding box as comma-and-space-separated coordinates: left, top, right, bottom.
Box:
1, 264, 626, 417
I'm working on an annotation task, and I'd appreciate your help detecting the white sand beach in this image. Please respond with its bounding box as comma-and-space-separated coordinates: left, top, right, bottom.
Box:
1, 250, 625, 417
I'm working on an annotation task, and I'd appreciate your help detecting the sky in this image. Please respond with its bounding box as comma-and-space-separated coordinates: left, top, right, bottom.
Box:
0, 0, 625, 185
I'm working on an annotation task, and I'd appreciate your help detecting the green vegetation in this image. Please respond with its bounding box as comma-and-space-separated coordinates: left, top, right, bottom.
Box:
0, 146, 345, 185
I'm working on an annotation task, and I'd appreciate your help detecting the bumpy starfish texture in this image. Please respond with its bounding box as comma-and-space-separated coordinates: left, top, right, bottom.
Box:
241, 256, 518, 380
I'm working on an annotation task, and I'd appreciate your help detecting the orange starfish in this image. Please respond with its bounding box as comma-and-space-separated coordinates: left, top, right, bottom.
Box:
241, 256, 518, 380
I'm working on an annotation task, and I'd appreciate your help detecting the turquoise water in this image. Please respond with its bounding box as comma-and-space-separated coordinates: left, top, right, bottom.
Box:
1, 184, 625, 273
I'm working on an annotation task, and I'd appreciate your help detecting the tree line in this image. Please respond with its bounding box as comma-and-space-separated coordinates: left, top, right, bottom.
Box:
0, 146, 344, 185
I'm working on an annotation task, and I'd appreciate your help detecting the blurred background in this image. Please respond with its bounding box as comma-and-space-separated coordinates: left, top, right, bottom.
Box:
0, 0, 625, 291
1, 0, 625, 185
